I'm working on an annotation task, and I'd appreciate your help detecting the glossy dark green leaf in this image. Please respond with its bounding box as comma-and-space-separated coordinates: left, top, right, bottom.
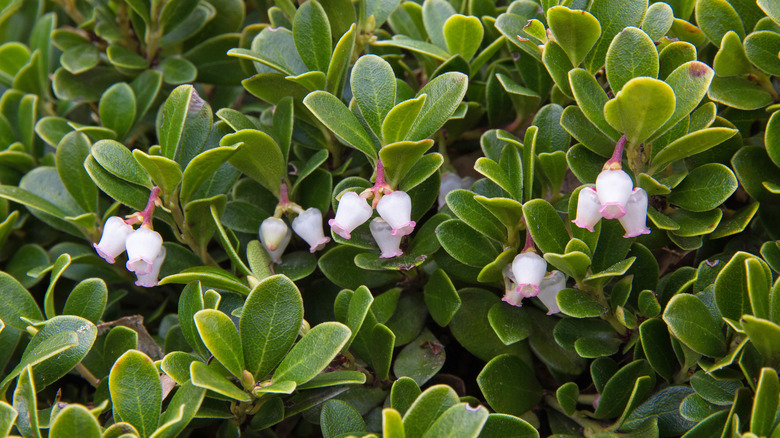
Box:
478, 354, 542, 416
487, 302, 532, 345
407, 72, 468, 141
584, 0, 648, 73
593, 360, 655, 419
221, 129, 284, 197
523, 199, 569, 254
109, 350, 162, 438
272, 322, 350, 385
158, 85, 212, 167
663, 293, 727, 357
99, 82, 136, 139
293, 0, 331, 72
304, 91, 377, 160
436, 219, 499, 267
424, 269, 461, 327
194, 309, 244, 378
394, 329, 445, 386
403, 385, 459, 438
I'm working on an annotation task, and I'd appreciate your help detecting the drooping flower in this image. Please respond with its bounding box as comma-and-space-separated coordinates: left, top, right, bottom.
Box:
618, 188, 651, 238
135, 247, 166, 288
369, 217, 403, 258
376, 190, 415, 236
93, 216, 135, 264
439, 173, 462, 210
260, 217, 291, 263
125, 227, 164, 275
329, 191, 373, 239
572, 187, 601, 232
510, 251, 548, 299
292, 208, 330, 253
537, 270, 565, 315
502, 264, 523, 306
595, 168, 634, 219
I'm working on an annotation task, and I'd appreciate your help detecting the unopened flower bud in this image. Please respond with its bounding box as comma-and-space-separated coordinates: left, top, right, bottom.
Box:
538, 270, 565, 315
369, 217, 403, 258
292, 208, 330, 253
93, 216, 135, 264
618, 188, 651, 238
135, 247, 166, 288
376, 191, 415, 237
329, 191, 373, 239
125, 227, 164, 275
595, 169, 634, 219
510, 252, 547, 300
572, 187, 602, 232
260, 217, 291, 263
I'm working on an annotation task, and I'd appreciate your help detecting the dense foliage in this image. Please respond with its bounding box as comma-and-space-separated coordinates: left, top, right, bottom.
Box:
2, 0, 780, 436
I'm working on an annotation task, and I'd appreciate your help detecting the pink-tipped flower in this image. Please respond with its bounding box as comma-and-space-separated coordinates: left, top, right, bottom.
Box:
135, 247, 166, 288
618, 188, 651, 238
595, 169, 634, 219
125, 227, 163, 275
573, 187, 601, 232
538, 270, 565, 315
292, 208, 330, 253
510, 252, 548, 299
329, 191, 373, 239
93, 216, 135, 264
369, 217, 403, 258
260, 217, 291, 264
376, 191, 415, 237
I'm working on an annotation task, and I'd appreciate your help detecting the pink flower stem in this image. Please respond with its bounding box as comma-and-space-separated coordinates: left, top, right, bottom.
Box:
373, 159, 390, 191
279, 181, 290, 206
522, 227, 536, 253
140, 187, 161, 228
604, 136, 627, 170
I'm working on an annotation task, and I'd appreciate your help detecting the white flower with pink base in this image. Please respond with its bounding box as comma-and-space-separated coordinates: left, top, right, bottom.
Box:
377, 191, 416, 237
370, 217, 403, 258
125, 227, 164, 275
329, 191, 373, 239
93, 216, 135, 264
292, 208, 330, 252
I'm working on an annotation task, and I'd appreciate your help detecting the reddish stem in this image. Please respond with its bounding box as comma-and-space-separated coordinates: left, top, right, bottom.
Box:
374, 159, 387, 189
522, 227, 535, 253
141, 187, 161, 228
605, 136, 627, 168
279, 181, 290, 205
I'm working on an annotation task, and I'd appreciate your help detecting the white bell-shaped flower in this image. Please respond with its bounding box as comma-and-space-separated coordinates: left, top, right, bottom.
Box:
572, 187, 602, 232
510, 252, 547, 299
538, 270, 565, 315
369, 217, 403, 258
93, 216, 135, 264
439, 173, 462, 210
125, 227, 163, 275
329, 191, 373, 239
376, 191, 415, 237
618, 188, 651, 238
260, 217, 291, 264
502, 264, 524, 306
595, 169, 634, 219
292, 208, 330, 253
135, 246, 166, 288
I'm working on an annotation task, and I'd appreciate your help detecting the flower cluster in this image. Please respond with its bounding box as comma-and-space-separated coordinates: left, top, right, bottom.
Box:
93, 187, 166, 287
502, 230, 565, 314
572, 137, 650, 238
330, 161, 415, 258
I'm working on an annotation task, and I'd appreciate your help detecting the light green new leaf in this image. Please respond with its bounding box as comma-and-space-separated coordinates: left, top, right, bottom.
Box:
653, 61, 714, 141
272, 322, 351, 385
605, 27, 658, 93
109, 350, 162, 438
742, 316, 780, 364
547, 6, 601, 66
422, 0, 456, 50
713, 31, 751, 77
422, 403, 489, 438
443, 15, 483, 60
745, 31, 780, 76
194, 309, 245, 378
383, 95, 427, 144
758, 0, 780, 25
604, 77, 675, 146
132, 150, 182, 200
695, 0, 745, 46
641, 2, 674, 40
189, 361, 250, 401
304, 91, 377, 160
50, 405, 100, 438
381, 140, 435, 188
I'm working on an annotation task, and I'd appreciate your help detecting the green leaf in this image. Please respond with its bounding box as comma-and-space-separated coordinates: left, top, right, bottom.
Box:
160, 57, 198, 85
523, 199, 569, 254
373, 35, 451, 61
443, 15, 483, 60
158, 85, 212, 167
487, 302, 532, 345
473, 196, 524, 232
666, 163, 737, 211
742, 316, 780, 364
423, 403, 489, 438
606, 27, 658, 93
542, 41, 574, 97
544, 251, 591, 282
478, 354, 542, 416
424, 269, 461, 326
150, 381, 206, 438
221, 129, 284, 197
13, 366, 39, 438
403, 385, 460, 438
391, 377, 421, 416
99, 83, 136, 139
189, 361, 250, 402
759, 0, 780, 24
240, 275, 303, 379
713, 31, 751, 77
446, 189, 506, 242
326, 24, 356, 97
394, 329, 445, 386
109, 350, 162, 438
406, 72, 468, 141
272, 322, 351, 385
62, 278, 107, 323
131, 150, 182, 201
561, 108, 617, 158
383, 95, 427, 144
380, 140, 435, 188
604, 76, 675, 146
55, 132, 98, 213
0, 331, 77, 398
652, 61, 715, 142
750, 368, 779, 436
49, 405, 100, 438
436, 219, 499, 267
650, 128, 737, 173
639, 318, 676, 381
0, 401, 16, 437
714, 251, 762, 321
320, 399, 367, 438
194, 309, 245, 378
293, 0, 331, 72
642, 2, 674, 40
344, 285, 374, 350
732, 147, 780, 203
568, 68, 620, 140
708, 75, 774, 110
593, 360, 655, 419
663, 293, 727, 357
422, 0, 456, 50
0, 272, 43, 330
91, 139, 152, 188
547, 6, 601, 66
351, 54, 396, 138
556, 288, 607, 318
584, 0, 648, 73
695, 0, 745, 46
766, 110, 780, 169
304, 91, 377, 160
179, 145, 238, 203
557, 382, 579, 416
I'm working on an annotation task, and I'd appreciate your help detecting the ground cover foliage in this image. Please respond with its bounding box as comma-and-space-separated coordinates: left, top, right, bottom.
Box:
1, 0, 780, 436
